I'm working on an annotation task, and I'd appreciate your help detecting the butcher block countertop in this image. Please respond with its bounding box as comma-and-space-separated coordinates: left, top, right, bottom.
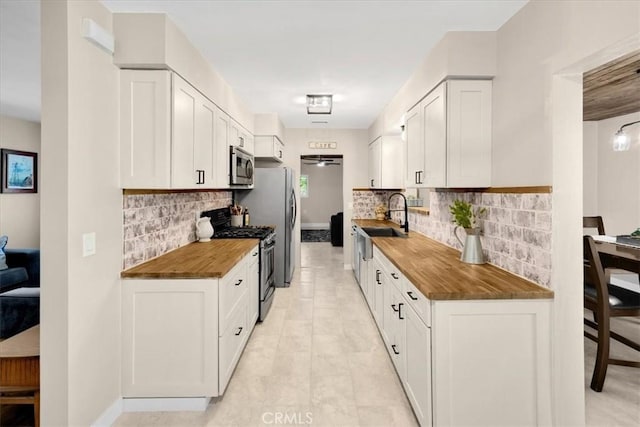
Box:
352, 219, 553, 301
121, 239, 258, 279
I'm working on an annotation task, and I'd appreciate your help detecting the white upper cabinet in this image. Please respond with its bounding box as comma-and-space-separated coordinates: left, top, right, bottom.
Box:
368, 137, 381, 188
254, 135, 284, 162
230, 119, 254, 154
404, 104, 424, 188
213, 108, 231, 188
120, 70, 172, 188
446, 80, 492, 187
404, 79, 492, 188
120, 69, 250, 189
171, 74, 216, 189
369, 136, 403, 188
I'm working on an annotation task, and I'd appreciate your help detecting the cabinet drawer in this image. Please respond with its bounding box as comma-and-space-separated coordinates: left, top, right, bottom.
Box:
403, 280, 431, 327
375, 247, 404, 292
219, 263, 247, 335
219, 304, 248, 393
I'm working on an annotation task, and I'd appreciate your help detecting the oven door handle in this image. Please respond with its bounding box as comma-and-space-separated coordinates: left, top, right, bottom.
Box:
262, 283, 276, 302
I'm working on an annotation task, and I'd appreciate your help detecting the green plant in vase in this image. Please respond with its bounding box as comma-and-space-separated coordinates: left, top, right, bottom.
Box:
449, 199, 487, 264
449, 199, 485, 229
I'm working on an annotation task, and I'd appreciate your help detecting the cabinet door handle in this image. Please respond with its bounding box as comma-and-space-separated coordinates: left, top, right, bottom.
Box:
235, 279, 243, 286
371, 179, 374, 187
391, 273, 399, 280
279, 150, 282, 158
376, 270, 381, 284
415, 171, 419, 184
201, 170, 205, 184
407, 291, 418, 301
239, 136, 244, 147
418, 171, 423, 184
235, 327, 243, 336
391, 344, 400, 355
253, 252, 258, 257
391, 304, 399, 312
196, 169, 204, 184
398, 302, 404, 320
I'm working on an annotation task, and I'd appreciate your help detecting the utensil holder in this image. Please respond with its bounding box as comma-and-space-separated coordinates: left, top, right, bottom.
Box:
231, 215, 243, 227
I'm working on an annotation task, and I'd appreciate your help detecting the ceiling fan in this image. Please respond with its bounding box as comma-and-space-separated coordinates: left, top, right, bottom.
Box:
302, 155, 342, 167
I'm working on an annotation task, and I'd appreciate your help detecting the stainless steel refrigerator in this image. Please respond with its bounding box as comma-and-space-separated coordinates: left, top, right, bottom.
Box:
238, 167, 296, 287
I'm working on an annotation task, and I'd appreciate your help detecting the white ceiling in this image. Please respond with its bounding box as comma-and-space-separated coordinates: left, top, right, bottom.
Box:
0, 0, 527, 128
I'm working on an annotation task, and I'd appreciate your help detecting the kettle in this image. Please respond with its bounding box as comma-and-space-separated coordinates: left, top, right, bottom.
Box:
454, 226, 485, 264
196, 217, 214, 242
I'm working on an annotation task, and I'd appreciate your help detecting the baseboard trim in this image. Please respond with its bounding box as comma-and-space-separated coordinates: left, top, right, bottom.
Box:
301, 222, 329, 230
91, 398, 123, 427
123, 397, 211, 412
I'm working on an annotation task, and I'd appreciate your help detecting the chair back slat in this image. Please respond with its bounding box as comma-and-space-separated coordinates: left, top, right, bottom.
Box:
583, 236, 610, 314
583, 216, 605, 235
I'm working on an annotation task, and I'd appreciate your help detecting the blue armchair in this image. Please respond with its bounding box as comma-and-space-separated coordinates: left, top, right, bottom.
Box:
0, 249, 40, 338
0, 249, 40, 293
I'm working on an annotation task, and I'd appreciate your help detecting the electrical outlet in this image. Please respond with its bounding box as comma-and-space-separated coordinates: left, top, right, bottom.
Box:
83, 232, 96, 257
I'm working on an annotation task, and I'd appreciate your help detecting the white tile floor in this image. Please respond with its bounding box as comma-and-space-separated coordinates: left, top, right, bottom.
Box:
113, 242, 417, 426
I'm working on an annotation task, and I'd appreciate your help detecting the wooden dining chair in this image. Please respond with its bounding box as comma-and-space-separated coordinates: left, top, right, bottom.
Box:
583, 216, 605, 235
583, 235, 640, 392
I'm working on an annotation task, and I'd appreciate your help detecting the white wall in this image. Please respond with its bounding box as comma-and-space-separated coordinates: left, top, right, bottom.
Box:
300, 161, 343, 226
584, 112, 640, 235
41, 1, 122, 425
283, 129, 368, 268
0, 115, 40, 248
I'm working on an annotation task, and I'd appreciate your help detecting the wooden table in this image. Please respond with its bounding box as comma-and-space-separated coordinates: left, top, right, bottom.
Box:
0, 325, 39, 427
594, 240, 640, 275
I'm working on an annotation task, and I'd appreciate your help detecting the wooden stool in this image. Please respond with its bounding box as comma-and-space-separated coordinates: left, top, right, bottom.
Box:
0, 325, 39, 427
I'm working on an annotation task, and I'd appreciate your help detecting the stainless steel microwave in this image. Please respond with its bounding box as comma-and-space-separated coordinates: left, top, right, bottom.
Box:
230, 146, 254, 185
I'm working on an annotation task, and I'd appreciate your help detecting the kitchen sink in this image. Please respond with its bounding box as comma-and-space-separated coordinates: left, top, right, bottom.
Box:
361, 227, 408, 238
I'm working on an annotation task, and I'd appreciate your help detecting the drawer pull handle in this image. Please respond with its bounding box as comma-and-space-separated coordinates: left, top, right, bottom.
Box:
391, 273, 399, 280
376, 270, 381, 284
391, 304, 399, 312
407, 291, 418, 301
398, 302, 404, 320
253, 252, 258, 257
235, 327, 243, 336
391, 344, 400, 355
235, 279, 243, 286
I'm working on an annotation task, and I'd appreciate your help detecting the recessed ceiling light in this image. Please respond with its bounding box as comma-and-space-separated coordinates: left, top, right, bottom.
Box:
307, 94, 332, 114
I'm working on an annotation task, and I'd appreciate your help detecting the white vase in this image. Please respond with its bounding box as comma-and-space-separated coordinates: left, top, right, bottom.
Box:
196, 217, 214, 242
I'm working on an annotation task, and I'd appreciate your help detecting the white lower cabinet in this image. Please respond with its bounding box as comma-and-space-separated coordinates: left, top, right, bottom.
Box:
404, 302, 432, 427
122, 244, 259, 398
366, 247, 551, 427
122, 279, 218, 397
219, 303, 248, 394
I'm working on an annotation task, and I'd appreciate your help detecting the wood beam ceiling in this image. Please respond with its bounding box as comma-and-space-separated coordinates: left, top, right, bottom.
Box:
583, 50, 640, 121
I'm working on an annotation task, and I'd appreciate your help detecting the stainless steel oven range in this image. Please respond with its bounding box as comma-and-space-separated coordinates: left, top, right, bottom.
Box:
201, 207, 275, 321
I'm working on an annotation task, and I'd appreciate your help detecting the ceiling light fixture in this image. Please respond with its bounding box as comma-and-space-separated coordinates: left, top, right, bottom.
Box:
613, 120, 640, 151
307, 95, 332, 114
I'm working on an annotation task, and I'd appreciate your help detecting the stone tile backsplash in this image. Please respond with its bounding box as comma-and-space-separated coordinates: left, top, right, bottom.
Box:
352, 189, 552, 287
122, 191, 232, 269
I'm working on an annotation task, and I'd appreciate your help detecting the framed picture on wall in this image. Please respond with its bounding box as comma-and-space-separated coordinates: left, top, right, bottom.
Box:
1, 149, 38, 193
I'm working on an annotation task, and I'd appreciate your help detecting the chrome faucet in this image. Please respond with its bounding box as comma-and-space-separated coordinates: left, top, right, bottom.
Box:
386, 192, 409, 233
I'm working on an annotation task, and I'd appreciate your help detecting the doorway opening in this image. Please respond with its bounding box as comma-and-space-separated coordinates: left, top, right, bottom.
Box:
299, 155, 343, 244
